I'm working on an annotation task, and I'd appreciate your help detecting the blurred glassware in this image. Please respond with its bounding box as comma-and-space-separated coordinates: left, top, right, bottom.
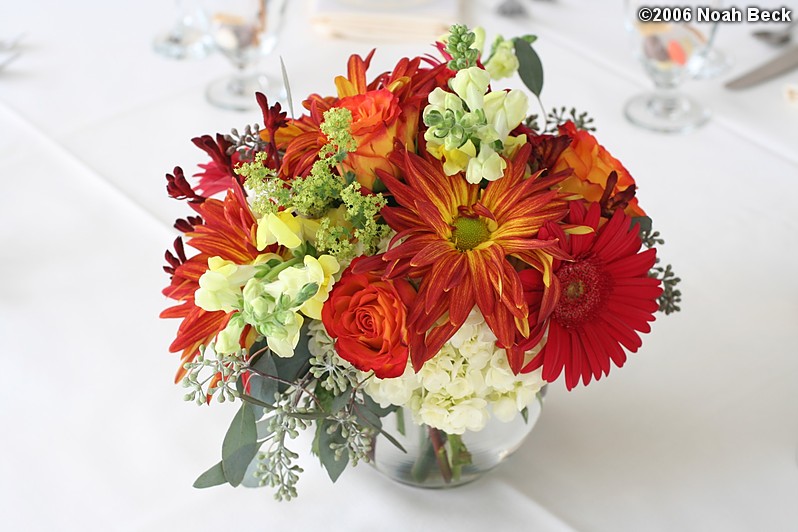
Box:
204, 0, 287, 111
690, 1, 732, 79
623, 0, 716, 133
496, 0, 528, 18
153, 0, 212, 60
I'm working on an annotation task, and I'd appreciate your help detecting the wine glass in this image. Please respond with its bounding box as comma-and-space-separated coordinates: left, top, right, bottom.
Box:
204, 0, 287, 111
153, 0, 212, 60
623, 1, 714, 133
690, 1, 732, 79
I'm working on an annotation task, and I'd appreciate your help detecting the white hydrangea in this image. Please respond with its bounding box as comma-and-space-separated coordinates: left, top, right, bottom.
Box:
364, 309, 546, 435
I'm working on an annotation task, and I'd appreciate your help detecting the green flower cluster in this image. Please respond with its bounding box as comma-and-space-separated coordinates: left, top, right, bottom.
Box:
238, 107, 389, 261
446, 24, 480, 71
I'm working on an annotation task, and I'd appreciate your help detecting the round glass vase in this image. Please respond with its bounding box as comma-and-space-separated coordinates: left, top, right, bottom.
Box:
371, 398, 542, 489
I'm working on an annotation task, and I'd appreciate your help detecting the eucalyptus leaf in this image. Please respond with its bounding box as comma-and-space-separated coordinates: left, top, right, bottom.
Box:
632, 215, 653, 236
353, 403, 406, 454
354, 400, 382, 431
248, 354, 279, 405
521, 406, 529, 424
317, 419, 349, 482
514, 38, 544, 97
193, 461, 227, 489
240, 393, 277, 411
222, 403, 258, 486
362, 393, 396, 418
330, 388, 352, 414
222, 444, 260, 487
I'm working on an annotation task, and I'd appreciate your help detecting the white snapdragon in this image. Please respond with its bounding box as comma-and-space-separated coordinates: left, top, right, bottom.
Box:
215, 314, 246, 354
466, 144, 507, 184
450, 67, 491, 112
484, 37, 520, 80
266, 313, 304, 358
240, 254, 339, 358
195, 257, 258, 313
265, 255, 340, 320
483, 89, 529, 140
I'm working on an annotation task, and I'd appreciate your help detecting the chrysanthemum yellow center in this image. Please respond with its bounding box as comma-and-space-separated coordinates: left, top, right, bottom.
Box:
451, 216, 491, 251
554, 259, 612, 329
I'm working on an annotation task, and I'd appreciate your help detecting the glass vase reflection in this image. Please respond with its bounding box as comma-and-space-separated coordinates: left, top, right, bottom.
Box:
371, 397, 542, 489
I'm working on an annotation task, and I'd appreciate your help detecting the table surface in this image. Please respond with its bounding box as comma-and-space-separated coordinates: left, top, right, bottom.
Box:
2, 1, 797, 531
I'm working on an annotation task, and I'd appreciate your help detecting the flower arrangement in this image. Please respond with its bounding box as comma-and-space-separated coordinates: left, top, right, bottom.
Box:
160, 25, 681, 499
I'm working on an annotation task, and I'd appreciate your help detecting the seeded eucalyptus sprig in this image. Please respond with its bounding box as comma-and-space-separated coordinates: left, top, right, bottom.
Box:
651, 261, 682, 315
639, 226, 682, 315
181, 344, 246, 405
525, 107, 597, 134
225, 123, 268, 162
192, 326, 403, 500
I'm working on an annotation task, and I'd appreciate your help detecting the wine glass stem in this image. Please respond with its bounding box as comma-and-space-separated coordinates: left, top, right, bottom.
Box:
648, 89, 687, 119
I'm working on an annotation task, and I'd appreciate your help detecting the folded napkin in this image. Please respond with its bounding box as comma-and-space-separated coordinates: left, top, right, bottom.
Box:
311, 0, 461, 42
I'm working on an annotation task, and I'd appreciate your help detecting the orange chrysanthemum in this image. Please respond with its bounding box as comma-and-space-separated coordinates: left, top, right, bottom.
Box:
355, 144, 570, 373
160, 185, 261, 381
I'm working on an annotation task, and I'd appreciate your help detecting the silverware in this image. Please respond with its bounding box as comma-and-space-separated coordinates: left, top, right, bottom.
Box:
725, 46, 798, 90
752, 21, 798, 47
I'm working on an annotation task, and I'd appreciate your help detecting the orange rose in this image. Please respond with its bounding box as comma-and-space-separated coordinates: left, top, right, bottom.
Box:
321, 262, 416, 378
337, 88, 418, 191
553, 121, 645, 217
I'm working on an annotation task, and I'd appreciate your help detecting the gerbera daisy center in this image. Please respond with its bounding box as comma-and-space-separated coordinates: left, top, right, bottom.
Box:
554, 259, 611, 329
451, 216, 491, 251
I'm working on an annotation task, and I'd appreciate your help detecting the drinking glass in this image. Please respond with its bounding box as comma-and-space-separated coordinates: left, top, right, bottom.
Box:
153, 0, 212, 60
623, 1, 716, 133
204, 0, 287, 111
690, 1, 732, 79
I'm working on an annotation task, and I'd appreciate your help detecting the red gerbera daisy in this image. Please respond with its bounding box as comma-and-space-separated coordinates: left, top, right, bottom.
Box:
518, 202, 662, 390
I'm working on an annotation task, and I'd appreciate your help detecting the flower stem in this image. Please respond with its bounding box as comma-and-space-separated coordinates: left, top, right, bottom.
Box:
429, 426, 453, 484
410, 429, 436, 483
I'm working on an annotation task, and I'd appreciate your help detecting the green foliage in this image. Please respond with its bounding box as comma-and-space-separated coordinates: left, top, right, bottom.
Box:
316, 418, 350, 482
181, 344, 246, 405
447, 434, 472, 482
651, 262, 682, 315
245, 352, 279, 405
640, 226, 682, 315
514, 38, 544, 97
280, 57, 295, 119
222, 403, 260, 487
193, 461, 227, 489
525, 107, 597, 134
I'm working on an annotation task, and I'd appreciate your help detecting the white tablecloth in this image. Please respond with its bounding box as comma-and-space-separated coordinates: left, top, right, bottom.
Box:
2, 1, 797, 531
